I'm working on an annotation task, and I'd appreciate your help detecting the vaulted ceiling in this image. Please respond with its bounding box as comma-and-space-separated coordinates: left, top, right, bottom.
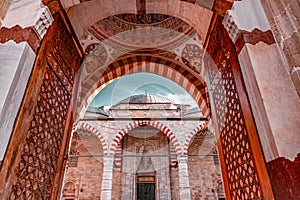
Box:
56, 0, 232, 119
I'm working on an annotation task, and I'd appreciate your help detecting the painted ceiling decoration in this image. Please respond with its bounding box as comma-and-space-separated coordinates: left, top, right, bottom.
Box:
75, 12, 209, 119
79, 13, 205, 83
80, 14, 197, 52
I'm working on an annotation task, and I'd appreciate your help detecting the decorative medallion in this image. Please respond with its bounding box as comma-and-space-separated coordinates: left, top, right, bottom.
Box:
83, 43, 107, 73
181, 43, 202, 73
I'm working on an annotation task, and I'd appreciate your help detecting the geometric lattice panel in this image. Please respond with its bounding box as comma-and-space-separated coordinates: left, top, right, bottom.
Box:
206, 17, 263, 200
215, 67, 262, 200
10, 68, 71, 199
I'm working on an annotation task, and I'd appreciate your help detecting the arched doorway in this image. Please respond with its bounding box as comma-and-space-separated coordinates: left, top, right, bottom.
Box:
0, 1, 282, 199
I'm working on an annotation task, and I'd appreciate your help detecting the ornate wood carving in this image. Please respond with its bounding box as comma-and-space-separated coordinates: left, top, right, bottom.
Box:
212, 0, 233, 16
0, 13, 81, 199
10, 67, 71, 199
41, 0, 62, 14
204, 16, 274, 200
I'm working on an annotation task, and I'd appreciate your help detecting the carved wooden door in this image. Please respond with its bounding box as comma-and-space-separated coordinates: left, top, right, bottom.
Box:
0, 13, 81, 199
204, 16, 274, 200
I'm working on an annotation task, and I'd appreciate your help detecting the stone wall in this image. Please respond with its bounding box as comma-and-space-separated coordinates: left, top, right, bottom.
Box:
262, 0, 300, 96
63, 135, 104, 200
63, 157, 103, 200
188, 136, 222, 200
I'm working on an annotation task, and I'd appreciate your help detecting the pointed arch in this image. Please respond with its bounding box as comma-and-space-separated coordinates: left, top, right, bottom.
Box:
183, 123, 207, 154
79, 55, 210, 119
78, 122, 109, 154
109, 120, 181, 155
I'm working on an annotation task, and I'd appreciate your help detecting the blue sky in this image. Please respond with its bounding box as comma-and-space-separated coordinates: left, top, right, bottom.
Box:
88, 72, 198, 108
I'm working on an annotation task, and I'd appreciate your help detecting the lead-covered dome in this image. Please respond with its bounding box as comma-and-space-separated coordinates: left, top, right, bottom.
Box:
117, 93, 174, 104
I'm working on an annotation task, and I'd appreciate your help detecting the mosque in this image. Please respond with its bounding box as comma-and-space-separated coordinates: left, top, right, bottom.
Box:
0, 0, 299, 199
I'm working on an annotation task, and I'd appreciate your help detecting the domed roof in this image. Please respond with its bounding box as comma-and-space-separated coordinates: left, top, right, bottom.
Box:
117, 93, 174, 104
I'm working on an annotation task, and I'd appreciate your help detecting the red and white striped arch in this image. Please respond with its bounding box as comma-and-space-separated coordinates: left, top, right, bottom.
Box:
183, 123, 207, 154
78, 122, 109, 154
79, 55, 210, 119
109, 120, 181, 155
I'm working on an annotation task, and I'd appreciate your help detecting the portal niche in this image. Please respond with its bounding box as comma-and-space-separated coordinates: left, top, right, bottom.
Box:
121, 126, 172, 200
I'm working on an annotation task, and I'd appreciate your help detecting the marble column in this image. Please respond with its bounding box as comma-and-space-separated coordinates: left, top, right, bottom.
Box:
101, 156, 114, 200
177, 155, 191, 200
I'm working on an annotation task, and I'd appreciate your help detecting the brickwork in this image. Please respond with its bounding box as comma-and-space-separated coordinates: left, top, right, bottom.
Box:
111, 169, 122, 200
170, 166, 180, 200
63, 135, 104, 199
188, 136, 222, 200
64, 125, 208, 199
64, 157, 103, 199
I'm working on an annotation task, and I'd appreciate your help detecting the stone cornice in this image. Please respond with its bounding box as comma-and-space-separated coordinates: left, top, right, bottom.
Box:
235, 29, 275, 54
223, 11, 276, 54
0, 25, 40, 52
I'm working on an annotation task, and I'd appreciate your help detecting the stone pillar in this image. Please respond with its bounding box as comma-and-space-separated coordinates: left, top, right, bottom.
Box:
101, 156, 114, 200
261, 0, 300, 96
177, 155, 191, 200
